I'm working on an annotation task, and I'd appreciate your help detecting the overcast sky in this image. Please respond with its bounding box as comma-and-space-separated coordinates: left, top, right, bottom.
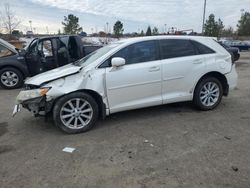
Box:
1, 0, 249, 34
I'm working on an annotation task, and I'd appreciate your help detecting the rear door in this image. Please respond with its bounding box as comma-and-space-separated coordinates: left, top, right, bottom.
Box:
160, 39, 207, 104
105, 40, 162, 113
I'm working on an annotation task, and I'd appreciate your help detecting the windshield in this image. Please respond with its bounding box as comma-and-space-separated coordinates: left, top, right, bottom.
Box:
74, 42, 122, 67
0, 38, 17, 53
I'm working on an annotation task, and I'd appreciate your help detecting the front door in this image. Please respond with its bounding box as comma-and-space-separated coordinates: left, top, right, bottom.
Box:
105, 40, 162, 113
25, 39, 43, 76
37, 39, 57, 72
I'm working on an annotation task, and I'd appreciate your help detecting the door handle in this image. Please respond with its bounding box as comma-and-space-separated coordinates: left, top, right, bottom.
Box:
193, 59, 203, 64
149, 66, 160, 72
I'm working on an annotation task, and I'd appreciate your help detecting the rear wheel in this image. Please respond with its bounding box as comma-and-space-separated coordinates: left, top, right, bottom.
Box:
193, 77, 223, 110
53, 92, 99, 134
0, 67, 24, 89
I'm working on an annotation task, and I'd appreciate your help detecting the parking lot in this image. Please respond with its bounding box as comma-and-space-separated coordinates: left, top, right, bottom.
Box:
0, 52, 250, 188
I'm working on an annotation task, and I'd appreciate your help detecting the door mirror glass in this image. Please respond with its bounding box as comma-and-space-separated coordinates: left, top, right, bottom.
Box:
111, 57, 125, 67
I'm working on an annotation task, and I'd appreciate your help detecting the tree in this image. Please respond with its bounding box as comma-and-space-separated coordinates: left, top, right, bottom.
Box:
57, 29, 62, 35
62, 14, 82, 34
140, 30, 144, 36
217, 18, 224, 37
0, 4, 21, 35
204, 14, 224, 37
113, 20, 124, 37
221, 26, 234, 37
237, 11, 250, 36
152, 27, 159, 35
146, 26, 152, 36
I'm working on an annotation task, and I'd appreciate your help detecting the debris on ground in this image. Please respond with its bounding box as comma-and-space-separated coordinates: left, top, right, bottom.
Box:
224, 136, 231, 140
232, 166, 239, 172
62, 147, 76, 153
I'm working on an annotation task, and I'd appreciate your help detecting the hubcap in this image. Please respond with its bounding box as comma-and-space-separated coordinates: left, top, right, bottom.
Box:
1, 71, 19, 87
60, 98, 93, 129
200, 82, 220, 107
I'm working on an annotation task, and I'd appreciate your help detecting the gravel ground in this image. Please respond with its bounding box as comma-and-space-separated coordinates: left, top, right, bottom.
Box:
0, 52, 250, 188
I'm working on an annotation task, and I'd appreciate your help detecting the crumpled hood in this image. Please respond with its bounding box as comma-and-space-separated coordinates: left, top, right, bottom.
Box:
25, 64, 82, 86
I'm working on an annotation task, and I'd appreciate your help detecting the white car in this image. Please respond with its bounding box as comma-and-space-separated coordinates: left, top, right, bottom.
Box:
14, 36, 238, 133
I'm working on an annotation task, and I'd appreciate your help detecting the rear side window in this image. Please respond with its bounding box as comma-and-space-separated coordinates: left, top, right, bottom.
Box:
159, 39, 197, 59
191, 41, 215, 54
114, 40, 158, 65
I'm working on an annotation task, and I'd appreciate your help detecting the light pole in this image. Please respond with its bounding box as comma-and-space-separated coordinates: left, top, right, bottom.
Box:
29, 20, 33, 32
241, 9, 245, 16
106, 22, 109, 34
202, 0, 207, 34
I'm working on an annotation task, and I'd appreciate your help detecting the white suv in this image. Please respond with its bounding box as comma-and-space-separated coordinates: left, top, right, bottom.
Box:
14, 36, 238, 133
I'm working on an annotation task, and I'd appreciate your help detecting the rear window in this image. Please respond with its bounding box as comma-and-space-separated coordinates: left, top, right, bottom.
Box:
159, 39, 197, 59
191, 41, 215, 55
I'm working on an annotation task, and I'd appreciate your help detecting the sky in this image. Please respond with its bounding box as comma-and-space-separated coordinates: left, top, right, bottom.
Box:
0, 0, 249, 34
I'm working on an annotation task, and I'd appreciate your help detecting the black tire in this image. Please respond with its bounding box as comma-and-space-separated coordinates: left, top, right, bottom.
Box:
53, 92, 99, 134
193, 77, 223, 111
0, 67, 24, 89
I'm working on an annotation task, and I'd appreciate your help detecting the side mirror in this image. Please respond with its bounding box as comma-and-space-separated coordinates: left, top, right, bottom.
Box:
18, 49, 26, 56
111, 57, 125, 67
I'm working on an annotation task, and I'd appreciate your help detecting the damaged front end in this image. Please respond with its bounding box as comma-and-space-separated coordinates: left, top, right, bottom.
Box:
14, 85, 53, 117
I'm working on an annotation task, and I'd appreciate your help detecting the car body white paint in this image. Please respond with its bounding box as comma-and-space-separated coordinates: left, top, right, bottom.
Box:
17, 36, 238, 116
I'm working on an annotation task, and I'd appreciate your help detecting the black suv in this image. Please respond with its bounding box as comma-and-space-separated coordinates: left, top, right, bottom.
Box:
0, 35, 101, 89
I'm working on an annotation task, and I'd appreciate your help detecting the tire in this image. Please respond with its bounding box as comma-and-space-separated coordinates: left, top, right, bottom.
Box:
193, 77, 223, 111
0, 67, 24, 89
53, 92, 99, 134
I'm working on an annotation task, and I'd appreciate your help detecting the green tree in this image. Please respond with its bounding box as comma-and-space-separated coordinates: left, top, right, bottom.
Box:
221, 26, 234, 37
113, 20, 124, 37
152, 27, 159, 35
237, 12, 250, 36
57, 29, 62, 35
62, 14, 82, 34
146, 26, 152, 36
204, 14, 224, 37
140, 30, 144, 36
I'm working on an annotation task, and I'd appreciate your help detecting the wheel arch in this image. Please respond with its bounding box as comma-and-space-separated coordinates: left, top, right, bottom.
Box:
0, 65, 26, 78
51, 89, 106, 119
193, 71, 229, 97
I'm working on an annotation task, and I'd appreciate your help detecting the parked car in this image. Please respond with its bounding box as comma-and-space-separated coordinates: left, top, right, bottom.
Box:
13, 36, 238, 134
0, 36, 102, 89
224, 40, 250, 51
218, 41, 240, 61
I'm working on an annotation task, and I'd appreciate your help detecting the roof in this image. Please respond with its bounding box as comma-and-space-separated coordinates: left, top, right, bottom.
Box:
118, 35, 216, 44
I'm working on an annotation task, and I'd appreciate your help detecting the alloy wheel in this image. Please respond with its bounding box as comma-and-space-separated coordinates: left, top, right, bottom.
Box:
0, 71, 19, 87
60, 98, 93, 129
200, 82, 220, 107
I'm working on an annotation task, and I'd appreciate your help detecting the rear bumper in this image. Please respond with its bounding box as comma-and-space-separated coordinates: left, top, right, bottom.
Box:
225, 64, 238, 91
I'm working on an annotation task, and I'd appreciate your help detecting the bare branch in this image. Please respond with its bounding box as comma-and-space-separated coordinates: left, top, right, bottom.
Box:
0, 3, 21, 34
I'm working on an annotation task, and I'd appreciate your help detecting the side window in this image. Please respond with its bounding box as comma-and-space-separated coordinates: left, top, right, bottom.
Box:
0, 44, 13, 57
114, 40, 158, 65
191, 41, 215, 54
160, 39, 197, 59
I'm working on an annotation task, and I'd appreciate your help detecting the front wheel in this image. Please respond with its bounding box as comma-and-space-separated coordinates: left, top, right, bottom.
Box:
193, 77, 223, 111
0, 67, 24, 89
53, 92, 99, 134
